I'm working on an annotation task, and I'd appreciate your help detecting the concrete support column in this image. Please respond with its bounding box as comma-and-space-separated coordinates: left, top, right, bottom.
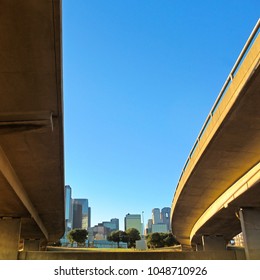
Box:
194, 236, 203, 251
23, 239, 40, 251
39, 239, 48, 251
202, 235, 227, 251
0, 218, 21, 260
239, 207, 260, 260
196, 243, 204, 251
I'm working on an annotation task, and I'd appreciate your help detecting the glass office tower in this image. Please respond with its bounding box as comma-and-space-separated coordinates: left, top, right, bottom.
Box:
73, 199, 90, 230
124, 214, 142, 234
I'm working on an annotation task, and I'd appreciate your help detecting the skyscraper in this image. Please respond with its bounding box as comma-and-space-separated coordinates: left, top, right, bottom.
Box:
161, 207, 171, 231
105, 218, 119, 231
73, 199, 90, 230
64, 185, 73, 232
89, 218, 120, 241
88, 207, 91, 228
152, 208, 161, 224
147, 207, 171, 233
72, 202, 82, 228
111, 218, 119, 230
124, 213, 142, 234
146, 219, 153, 234
62, 185, 92, 245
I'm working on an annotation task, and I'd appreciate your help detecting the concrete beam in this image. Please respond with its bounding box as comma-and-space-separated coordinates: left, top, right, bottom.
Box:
0, 218, 21, 260
202, 235, 227, 251
171, 20, 260, 245
194, 237, 203, 251
23, 239, 41, 251
190, 162, 260, 242
239, 208, 260, 259
0, 145, 49, 240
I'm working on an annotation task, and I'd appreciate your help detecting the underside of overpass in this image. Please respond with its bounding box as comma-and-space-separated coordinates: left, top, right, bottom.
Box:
171, 20, 260, 259
0, 0, 64, 259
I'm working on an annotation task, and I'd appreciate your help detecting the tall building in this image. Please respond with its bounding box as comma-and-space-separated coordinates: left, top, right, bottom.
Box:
89, 218, 120, 241
61, 185, 92, 245
152, 223, 168, 233
161, 207, 171, 231
64, 185, 73, 232
110, 218, 119, 230
103, 218, 119, 232
146, 219, 153, 234
72, 201, 82, 228
152, 208, 161, 224
72, 199, 90, 230
147, 207, 171, 234
61, 185, 73, 244
88, 207, 91, 228
124, 213, 142, 234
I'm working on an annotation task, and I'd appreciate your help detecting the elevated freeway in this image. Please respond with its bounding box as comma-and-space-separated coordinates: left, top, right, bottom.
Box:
171, 19, 260, 259
0, 0, 64, 259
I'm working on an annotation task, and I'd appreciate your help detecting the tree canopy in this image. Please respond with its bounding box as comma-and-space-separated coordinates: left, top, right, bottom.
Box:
146, 232, 179, 248
67, 228, 88, 247
107, 228, 141, 248
107, 230, 128, 248
125, 228, 141, 248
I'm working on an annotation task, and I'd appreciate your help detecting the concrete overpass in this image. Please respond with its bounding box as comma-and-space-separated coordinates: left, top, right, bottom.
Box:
0, 0, 64, 259
171, 19, 260, 259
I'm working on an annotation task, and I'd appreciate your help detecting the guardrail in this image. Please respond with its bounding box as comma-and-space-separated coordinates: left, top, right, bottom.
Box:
175, 19, 260, 191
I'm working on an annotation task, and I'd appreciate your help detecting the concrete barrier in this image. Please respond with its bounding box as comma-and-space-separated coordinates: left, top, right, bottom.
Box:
18, 249, 245, 260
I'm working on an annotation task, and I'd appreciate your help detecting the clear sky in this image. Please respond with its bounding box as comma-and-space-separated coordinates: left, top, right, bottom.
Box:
62, 0, 259, 230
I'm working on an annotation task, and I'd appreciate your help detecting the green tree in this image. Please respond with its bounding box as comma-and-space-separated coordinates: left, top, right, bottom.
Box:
146, 232, 163, 248
125, 228, 141, 248
146, 232, 179, 248
163, 233, 179, 247
107, 230, 128, 248
67, 228, 88, 247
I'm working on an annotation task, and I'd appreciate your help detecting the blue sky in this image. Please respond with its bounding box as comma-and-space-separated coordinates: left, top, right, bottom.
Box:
62, 0, 259, 230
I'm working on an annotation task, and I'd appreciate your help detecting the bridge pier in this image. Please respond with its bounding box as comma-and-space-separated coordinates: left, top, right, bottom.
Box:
195, 243, 203, 251
239, 208, 260, 260
24, 239, 41, 251
201, 235, 227, 251
23, 238, 48, 252
0, 218, 21, 260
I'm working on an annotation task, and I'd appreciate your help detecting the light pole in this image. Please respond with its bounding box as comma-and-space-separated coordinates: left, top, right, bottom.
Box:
142, 211, 145, 238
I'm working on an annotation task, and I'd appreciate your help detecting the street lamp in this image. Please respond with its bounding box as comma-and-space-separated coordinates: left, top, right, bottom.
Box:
142, 211, 145, 237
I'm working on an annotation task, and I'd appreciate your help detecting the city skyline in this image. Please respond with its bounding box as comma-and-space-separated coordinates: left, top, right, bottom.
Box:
62, 1, 259, 229
65, 184, 171, 232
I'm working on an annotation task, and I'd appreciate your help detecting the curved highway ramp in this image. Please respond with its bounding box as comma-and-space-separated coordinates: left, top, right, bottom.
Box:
171, 19, 260, 260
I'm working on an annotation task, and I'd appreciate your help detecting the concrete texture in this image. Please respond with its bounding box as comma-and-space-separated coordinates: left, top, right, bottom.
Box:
240, 208, 260, 259
0, 0, 64, 242
0, 218, 21, 260
18, 249, 245, 260
171, 24, 260, 246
